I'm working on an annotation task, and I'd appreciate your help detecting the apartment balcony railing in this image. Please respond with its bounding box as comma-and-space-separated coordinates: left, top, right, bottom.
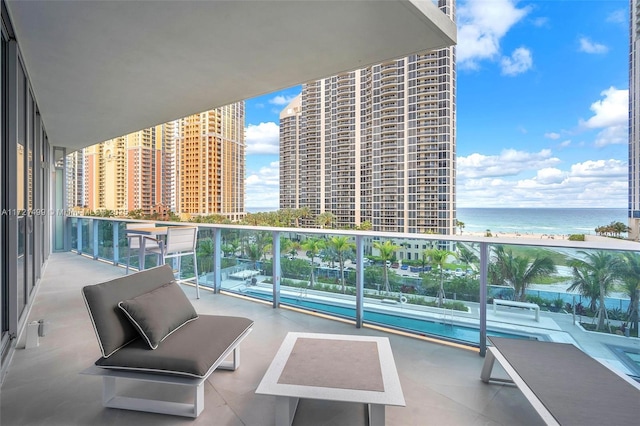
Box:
65, 216, 640, 379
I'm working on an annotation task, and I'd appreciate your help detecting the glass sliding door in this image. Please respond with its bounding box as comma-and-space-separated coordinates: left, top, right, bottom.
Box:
16, 59, 25, 316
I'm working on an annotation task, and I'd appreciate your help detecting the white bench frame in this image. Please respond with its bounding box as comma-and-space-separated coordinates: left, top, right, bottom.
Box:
81, 328, 251, 418
481, 345, 558, 425
493, 299, 539, 321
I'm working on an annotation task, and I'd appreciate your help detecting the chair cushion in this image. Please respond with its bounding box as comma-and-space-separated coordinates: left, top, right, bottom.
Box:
95, 315, 254, 378
82, 265, 176, 357
118, 281, 198, 349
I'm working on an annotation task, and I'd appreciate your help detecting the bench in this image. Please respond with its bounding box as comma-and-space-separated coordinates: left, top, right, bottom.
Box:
481, 337, 640, 425
81, 265, 253, 417
493, 299, 539, 321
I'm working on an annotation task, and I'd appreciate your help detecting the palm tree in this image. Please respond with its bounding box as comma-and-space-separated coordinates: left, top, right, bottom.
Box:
492, 246, 556, 302
196, 237, 215, 275
455, 219, 465, 235
327, 236, 355, 293
457, 244, 478, 271
356, 221, 373, 231
614, 252, 639, 333
568, 250, 619, 332
246, 243, 262, 270
315, 212, 336, 229
287, 241, 302, 259
425, 248, 457, 308
301, 238, 325, 289
373, 240, 401, 294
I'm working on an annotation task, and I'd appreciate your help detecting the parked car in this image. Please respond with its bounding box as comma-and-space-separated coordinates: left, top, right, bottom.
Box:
400, 264, 409, 270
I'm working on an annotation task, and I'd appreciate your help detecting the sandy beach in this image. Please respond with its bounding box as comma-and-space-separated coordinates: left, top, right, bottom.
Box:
464, 231, 572, 240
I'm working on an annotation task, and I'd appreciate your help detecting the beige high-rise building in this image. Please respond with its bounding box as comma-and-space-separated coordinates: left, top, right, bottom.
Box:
281, 1, 456, 236
85, 126, 165, 216
630, 0, 640, 240
279, 95, 302, 210
176, 103, 245, 221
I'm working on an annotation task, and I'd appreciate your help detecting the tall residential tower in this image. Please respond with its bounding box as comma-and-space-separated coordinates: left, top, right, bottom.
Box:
280, 0, 456, 235
630, 0, 640, 240
176, 103, 245, 221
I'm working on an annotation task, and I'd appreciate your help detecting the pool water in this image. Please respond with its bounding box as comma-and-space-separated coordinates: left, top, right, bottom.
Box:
243, 290, 530, 345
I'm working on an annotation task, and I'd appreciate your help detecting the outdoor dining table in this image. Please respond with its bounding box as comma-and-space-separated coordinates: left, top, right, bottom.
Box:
124, 225, 192, 271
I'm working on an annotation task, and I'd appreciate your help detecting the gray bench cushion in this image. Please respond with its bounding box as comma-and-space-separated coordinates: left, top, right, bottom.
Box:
118, 281, 198, 349
82, 265, 176, 357
95, 315, 254, 378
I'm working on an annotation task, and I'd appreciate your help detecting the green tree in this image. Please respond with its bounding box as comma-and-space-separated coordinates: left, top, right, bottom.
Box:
568, 250, 619, 332
455, 219, 465, 235
356, 221, 373, 231
492, 246, 556, 302
315, 212, 336, 229
196, 237, 215, 275
425, 248, 457, 308
373, 240, 401, 294
301, 237, 325, 288
327, 236, 355, 293
246, 243, 262, 270
616, 252, 640, 333
457, 245, 478, 270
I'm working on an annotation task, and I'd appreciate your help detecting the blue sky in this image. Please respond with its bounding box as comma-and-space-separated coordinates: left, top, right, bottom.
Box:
243, 0, 630, 210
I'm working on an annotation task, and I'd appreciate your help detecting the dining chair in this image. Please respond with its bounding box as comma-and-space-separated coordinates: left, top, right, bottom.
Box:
148, 226, 200, 299
124, 223, 162, 274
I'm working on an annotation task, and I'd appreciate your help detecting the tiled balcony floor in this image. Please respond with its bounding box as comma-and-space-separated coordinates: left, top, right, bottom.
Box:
1, 252, 543, 426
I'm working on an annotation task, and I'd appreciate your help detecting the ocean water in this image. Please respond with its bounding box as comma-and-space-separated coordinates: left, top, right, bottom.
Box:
457, 208, 628, 236
247, 206, 628, 236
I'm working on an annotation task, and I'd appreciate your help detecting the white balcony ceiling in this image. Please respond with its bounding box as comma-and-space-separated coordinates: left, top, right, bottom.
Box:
6, 0, 455, 152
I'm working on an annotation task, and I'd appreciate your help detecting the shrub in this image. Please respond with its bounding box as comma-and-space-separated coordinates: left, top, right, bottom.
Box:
568, 234, 585, 241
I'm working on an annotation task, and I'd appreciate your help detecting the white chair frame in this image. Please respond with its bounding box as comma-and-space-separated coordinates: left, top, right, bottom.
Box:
125, 223, 162, 274
152, 226, 200, 299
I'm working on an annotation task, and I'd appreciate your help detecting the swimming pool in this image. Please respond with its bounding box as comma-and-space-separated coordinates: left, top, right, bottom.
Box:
242, 290, 532, 345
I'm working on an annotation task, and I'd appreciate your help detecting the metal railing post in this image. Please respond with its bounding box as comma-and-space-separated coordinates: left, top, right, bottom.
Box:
355, 235, 364, 328
112, 220, 119, 266
77, 218, 83, 254
272, 231, 280, 308
213, 228, 222, 293
479, 241, 489, 357
92, 219, 99, 260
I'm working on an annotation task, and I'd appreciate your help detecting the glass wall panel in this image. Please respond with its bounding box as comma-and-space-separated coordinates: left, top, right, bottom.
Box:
96, 219, 114, 261
16, 61, 25, 315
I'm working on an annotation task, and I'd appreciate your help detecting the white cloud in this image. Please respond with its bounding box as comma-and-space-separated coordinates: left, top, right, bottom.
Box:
544, 132, 560, 140
457, 155, 627, 208
578, 37, 608, 54
594, 125, 627, 147
581, 87, 628, 128
531, 17, 548, 27
269, 95, 297, 106
457, 0, 531, 70
569, 159, 627, 178
534, 168, 567, 185
606, 10, 626, 24
246, 161, 279, 209
245, 122, 279, 154
458, 149, 560, 179
559, 140, 571, 148
500, 47, 532, 76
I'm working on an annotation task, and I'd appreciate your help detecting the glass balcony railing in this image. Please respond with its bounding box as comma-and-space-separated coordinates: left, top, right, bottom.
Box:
65, 216, 640, 379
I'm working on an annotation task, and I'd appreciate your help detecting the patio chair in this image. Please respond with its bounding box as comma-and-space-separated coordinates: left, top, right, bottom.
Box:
148, 226, 200, 299
124, 223, 162, 274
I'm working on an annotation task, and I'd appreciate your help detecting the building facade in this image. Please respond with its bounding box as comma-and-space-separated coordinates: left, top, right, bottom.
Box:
281, 0, 456, 236
630, 0, 640, 241
176, 104, 245, 221
279, 95, 303, 210
83, 126, 165, 216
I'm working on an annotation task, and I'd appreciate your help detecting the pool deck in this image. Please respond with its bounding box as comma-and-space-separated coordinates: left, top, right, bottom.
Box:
217, 275, 640, 378
2, 252, 548, 426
